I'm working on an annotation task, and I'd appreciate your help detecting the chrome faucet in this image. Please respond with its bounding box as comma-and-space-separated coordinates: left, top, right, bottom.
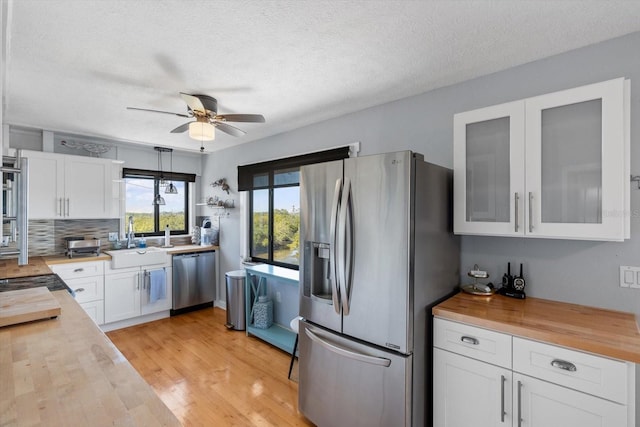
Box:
127, 215, 135, 248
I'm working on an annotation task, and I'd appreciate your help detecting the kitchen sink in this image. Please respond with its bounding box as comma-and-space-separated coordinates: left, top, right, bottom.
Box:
105, 247, 168, 269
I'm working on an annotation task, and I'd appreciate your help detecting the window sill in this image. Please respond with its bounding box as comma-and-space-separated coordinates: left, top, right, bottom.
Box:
244, 264, 299, 285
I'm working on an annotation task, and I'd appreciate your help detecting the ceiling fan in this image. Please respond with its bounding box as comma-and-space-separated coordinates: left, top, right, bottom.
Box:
127, 93, 265, 151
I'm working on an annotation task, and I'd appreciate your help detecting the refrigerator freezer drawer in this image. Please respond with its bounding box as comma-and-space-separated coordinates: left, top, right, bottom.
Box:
299, 321, 412, 427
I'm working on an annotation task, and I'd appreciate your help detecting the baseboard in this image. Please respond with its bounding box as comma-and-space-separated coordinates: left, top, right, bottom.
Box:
214, 299, 227, 310
101, 310, 170, 332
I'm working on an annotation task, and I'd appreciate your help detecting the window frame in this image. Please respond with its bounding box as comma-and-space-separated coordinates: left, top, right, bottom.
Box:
123, 168, 195, 237
248, 173, 301, 269
239, 147, 350, 270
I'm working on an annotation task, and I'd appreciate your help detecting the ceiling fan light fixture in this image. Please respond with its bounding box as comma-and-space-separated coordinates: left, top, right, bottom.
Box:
189, 121, 215, 141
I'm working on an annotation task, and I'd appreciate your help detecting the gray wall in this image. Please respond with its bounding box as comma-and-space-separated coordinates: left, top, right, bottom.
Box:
206, 30, 640, 315
203, 31, 640, 419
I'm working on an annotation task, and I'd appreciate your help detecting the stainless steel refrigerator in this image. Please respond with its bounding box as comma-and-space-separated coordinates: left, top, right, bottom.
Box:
298, 151, 459, 427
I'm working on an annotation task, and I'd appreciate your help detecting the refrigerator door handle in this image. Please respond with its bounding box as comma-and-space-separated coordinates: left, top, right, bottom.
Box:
305, 327, 391, 367
329, 178, 342, 313
337, 178, 351, 316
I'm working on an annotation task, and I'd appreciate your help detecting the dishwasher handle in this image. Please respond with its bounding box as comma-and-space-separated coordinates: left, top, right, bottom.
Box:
175, 253, 201, 259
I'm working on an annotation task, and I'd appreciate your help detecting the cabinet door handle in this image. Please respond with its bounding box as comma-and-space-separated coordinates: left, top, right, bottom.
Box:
74, 287, 85, 293
551, 359, 577, 372
58, 198, 63, 216
514, 193, 519, 232
517, 380, 523, 427
460, 336, 479, 345
500, 375, 506, 422
66, 198, 70, 217
528, 192, 533, 233
73, 268, 84, 273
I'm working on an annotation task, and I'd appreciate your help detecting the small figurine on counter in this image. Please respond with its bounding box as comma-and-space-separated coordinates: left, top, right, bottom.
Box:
461, 264, 495, 295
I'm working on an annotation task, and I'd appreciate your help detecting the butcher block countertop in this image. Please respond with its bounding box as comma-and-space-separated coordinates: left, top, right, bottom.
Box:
164, 244, 219, 255
433, 292, 640, 364
43, 254, 112, 265
0, 290, 180, 426
1, 245, 219, 281
0, 257, 52, 279
0, 287, 61, 328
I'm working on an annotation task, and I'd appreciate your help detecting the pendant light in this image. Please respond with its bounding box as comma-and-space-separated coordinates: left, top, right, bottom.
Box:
165, 148, 178, 194
153, 147, 167, 205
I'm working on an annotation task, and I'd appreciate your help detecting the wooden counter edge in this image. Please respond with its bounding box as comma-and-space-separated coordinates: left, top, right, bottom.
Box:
165, 245, 219, 255
43, 254, 112, 265
433, 294, 640, 364
0, 290, 181, 426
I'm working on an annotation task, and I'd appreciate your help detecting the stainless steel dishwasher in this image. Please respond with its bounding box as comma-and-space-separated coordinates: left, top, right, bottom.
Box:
171, 250, 216, 315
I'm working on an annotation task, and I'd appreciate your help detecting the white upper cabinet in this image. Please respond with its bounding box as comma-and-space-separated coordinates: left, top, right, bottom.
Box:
24, 150, 119, 219
454, 101, 525, 236
454, 78, 630, 241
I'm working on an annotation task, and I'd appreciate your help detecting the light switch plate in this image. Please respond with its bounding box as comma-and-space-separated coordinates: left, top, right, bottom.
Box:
619, 266, 640, 288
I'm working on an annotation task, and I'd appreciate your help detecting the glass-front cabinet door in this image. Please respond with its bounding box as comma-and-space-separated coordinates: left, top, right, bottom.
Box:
454, 101, 525, 236
525, 78, 628, 241
454, 78, 629, 241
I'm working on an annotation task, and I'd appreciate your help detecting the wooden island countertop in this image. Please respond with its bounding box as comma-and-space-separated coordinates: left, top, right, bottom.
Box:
0, 290, 180, 426
0, 257, 53, 279
433, 292, 640, 364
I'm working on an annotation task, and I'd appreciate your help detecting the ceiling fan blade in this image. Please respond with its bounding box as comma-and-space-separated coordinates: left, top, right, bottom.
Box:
170, 122, 192, 133
215, 121, 246, 137
126, 107, 190, 118
179, 93, 206, 114
215, 114, 266, 123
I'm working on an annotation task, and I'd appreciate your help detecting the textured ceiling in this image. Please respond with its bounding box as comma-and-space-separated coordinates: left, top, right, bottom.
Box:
3, 0, 640, 153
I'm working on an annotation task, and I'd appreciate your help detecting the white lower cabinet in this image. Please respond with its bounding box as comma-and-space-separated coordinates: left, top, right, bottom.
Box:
433, 318, 634, 427
78, 300, 105, 326
104, 263, 172, 324
514, 373, 626, 427
50, 261, 105, 325
434, 348, 512, 427
104, 267, 141, 323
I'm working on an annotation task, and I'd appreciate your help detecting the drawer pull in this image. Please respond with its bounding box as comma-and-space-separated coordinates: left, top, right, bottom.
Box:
74, 288, 85, 292
460, 336, 479, 345
73, 268, 84, 273
550, 359, 577, 372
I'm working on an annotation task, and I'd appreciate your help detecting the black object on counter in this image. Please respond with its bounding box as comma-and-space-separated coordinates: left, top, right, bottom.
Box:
0, 274, 74, 296
498, 262, 526, 299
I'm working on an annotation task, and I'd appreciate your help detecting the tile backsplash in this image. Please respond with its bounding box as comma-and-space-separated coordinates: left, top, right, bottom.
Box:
7, 218, 207, 258
28, 219, 120, 256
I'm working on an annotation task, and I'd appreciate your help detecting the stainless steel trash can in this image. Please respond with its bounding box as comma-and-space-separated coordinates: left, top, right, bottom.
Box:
225, 270, 246, 330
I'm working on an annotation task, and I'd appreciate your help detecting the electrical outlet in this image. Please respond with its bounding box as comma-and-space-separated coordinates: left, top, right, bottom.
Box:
108, 232, 118, 242
619, 266, 640, 288
276, 291, 282, 303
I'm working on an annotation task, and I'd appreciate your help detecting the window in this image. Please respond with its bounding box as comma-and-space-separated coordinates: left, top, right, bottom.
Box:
249, 168, 300, 267
238, 147, 350, 269
123, 168, 195, 236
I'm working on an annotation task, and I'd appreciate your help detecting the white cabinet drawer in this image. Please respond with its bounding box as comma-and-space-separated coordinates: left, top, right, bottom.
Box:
51, 261, 104, 280
79, 300, 104, 325
65, 276, 104, 303
513, 337, 629, 404
434, 318, 512, 368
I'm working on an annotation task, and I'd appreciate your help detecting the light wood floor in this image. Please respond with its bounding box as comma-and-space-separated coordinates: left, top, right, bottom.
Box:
107, 308, 314, 427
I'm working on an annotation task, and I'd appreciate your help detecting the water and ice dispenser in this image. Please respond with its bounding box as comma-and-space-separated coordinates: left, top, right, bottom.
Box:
303, 241, 333, 303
